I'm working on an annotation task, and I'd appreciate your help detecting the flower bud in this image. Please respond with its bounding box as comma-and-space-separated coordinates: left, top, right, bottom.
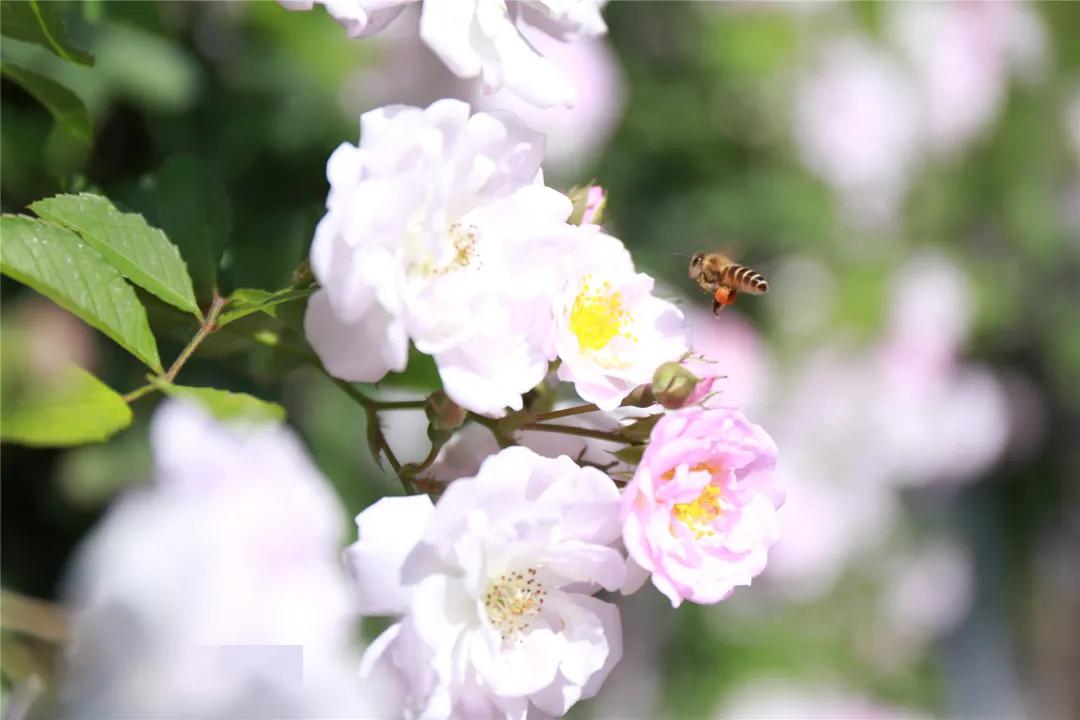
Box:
567, 184, 607, 226
425, 391, 466, 445
652, 362, 703, 410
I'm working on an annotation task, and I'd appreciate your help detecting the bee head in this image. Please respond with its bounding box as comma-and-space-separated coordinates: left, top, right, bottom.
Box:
689, 252, 705, 279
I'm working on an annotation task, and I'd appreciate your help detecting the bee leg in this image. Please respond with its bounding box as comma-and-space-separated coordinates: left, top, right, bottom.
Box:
712, 299, 725, 316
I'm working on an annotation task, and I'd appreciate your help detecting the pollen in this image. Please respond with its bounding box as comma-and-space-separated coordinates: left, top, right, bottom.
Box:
408, 221, 480, 278
569, 275, 634, 352
483, 568, 547, 642
670, 463, 728, 540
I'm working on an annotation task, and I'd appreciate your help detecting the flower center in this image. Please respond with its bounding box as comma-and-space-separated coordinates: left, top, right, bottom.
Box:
569, 275, 633, 352
406, 220, 480, 279
670, 463, 727, 539
483, 568, 547, 641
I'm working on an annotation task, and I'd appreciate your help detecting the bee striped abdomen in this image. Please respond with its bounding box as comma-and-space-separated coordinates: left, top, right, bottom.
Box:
721, 264, 768, 295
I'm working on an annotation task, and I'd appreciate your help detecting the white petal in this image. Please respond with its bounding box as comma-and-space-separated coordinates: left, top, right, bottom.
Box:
304, 290, 408, 383
527, 592, 621, 715
345, 495, 435, 616
420, 0, 483, 78
538, 540, 625, 592
483, 8, 576, 107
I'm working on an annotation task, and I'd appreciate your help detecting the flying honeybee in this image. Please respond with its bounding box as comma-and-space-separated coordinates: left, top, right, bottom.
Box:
688, 252, 768, 315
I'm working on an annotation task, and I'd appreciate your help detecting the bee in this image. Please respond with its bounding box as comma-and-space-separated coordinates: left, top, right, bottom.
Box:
688, 252, 768, 315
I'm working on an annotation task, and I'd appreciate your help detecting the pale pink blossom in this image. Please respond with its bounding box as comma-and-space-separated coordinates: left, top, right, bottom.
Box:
60, 401, 380, 717
793, 36, 920, 226
621, 406, 783, 607
279, 0, 406, 38
282, 0, 609, 108
888, 0, 1046, 155
720, 679, 929, 720
553, 229, 689, 410
304, 99, 576, 416
472, 27, 625, 174
348, 446, 625, 718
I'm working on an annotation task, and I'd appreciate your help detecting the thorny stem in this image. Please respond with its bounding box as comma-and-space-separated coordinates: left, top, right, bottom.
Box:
521, 422, 638, 445
403, 441, 443, 479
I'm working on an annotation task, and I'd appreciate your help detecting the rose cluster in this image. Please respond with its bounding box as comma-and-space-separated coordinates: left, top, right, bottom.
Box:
58, 5, 785, 718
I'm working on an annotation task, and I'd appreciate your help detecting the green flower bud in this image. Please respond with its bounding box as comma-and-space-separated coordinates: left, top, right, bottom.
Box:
425, 391, 466, 445
652, 361, 702, 410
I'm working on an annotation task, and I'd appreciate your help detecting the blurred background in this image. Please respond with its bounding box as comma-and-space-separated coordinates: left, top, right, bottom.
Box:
2, 2, 1079, 717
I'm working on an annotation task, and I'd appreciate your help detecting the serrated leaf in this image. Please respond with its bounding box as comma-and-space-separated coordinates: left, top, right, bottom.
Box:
31, 193, 199, 317
154, 382, 285, 424
218, 287, 315, 327
0, 62, 91, 142
1, 215, 161, 371
0, 365, 132, 446
156, 155, 232, 300
0, 1, 94, 66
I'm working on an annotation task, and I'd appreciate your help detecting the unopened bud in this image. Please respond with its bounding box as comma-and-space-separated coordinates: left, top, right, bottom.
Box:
567, 184, 607, 226
651, 362, 702, 410
425, 391, 466, 444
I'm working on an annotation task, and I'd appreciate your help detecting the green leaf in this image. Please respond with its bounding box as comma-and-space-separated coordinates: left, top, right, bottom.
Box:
156, 155, 232, 301
0, 1, 94, 66
31, 193, 199, 317
153, 382, 285, 424
0, 62, 91, 143
612, 445, 646, 466
218, 287, 315, 327
0, 365, 131, 446
620, 413, 663, 443
1, 214, 161, 371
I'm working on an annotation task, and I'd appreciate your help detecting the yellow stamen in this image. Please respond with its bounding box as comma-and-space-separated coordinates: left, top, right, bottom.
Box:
569, 275, 633, 352
483, 568, 547, 642
669, 463, 726, 539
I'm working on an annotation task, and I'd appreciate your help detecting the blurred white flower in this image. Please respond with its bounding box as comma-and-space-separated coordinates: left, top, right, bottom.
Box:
283, 0, 608, 107
878, 540, 974, 654
876, 253, 1009, 484
279, 0, 406, 37
762, 347, 901, 599
760, 254, 1008, 598
720, 679, 928, 720
553, 229, 689, 410
888, 0, 1046, 155
348, 446, 625, 718
60, 401, 379, 718
792, 36, 920, 226
305, 99, 576, 416
683, 306, 771, 414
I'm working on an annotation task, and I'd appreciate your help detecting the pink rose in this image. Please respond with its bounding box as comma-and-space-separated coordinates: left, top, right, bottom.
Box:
621, 406, 784, 606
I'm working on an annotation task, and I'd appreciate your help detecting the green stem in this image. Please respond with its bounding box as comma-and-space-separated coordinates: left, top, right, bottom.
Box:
122, 384, 156, 404
331, 379, 425, 412
521, 422, 636, 445
162, 294, 226, 384
468, 414, 514, 448
534, 403, 600, 422
403, 441, 442, 479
